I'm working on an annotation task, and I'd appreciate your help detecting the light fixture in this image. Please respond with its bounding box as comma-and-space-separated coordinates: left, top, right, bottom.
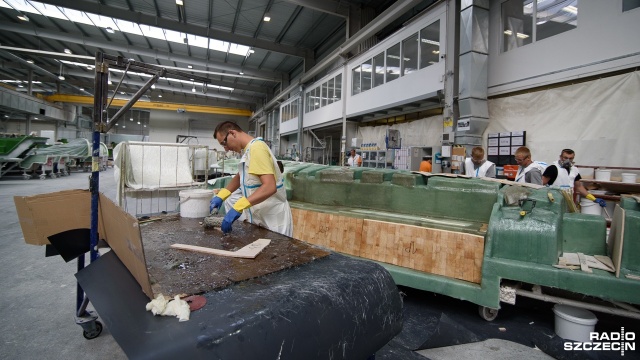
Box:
108, 80, 113, 85
58, 62, 65, 80
79, 87, 84, 91
187, 65, 193, 69
563, 5, 578, 14
26, 59, 34, 64
34, 117, 38, 120
17, 14, 28, 21
106, 27, 115, 34
176, 0, 184, 5
432, 50, 440, 54
239, 71, 244, 75
64, 48, 72, 54
137, 121, 141, 125
120, 91, 126, 95
263, 13, 271, 22
192, 86, 196, 93
122, 125, 126, 129
151, 84, 156, 89
18, 84, 24, 88
249, 49, 255, 54
158, 94, 162, 98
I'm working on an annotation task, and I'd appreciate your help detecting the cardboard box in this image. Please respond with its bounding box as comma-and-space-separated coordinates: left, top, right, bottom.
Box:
14, 190, 153, 298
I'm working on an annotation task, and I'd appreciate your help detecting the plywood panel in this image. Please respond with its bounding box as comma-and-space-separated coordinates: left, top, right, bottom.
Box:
291, 208, 484, 283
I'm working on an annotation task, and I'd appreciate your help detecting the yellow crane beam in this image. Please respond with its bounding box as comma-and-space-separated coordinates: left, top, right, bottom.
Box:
44, 94, 253, 117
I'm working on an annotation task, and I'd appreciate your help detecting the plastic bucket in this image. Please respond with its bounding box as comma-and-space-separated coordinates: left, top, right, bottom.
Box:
621, 173, 637, 183
179, 189, 214, 218
553, 304, 598, 342
594, 169, 611, 181
580, 198, 602, 216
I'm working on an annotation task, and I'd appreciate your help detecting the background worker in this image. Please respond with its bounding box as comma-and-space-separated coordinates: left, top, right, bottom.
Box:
542, 148, 606, 208
419, 156, 432, 172
209, 121, 293, 236
514, 146, 546, 185
347, 149, 362, 167
463, 147, 495, 178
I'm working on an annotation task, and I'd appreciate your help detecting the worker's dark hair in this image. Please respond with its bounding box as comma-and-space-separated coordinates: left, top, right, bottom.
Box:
277, 160, 284, 174
214, 121, 243, 138
561, 149, 575, 156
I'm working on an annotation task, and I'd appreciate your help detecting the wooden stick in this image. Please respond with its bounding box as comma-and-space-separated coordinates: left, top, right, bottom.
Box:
171, 239, 271, 259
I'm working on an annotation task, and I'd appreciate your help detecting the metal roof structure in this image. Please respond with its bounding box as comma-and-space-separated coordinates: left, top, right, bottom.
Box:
0, 0, 436, 119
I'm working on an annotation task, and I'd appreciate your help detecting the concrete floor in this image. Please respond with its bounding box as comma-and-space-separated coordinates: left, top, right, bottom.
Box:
0, 168, 636, 359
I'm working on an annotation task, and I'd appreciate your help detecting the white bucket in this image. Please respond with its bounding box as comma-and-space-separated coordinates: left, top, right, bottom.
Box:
594, 169, 611, 181
621, 173, 637, 183
580, 198, 602, 216
553, 304, 598, 342
179, 189, 214, 218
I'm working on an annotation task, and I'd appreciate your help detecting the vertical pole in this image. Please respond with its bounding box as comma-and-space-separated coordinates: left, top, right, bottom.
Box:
91, 52, 107, 263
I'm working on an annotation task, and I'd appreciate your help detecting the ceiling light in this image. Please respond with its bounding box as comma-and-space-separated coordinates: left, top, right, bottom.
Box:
239, 72, 244, 75
106, 27, 115, 34
137, 121, 141, 125
151, 84, 156, 89
3, 115, 8, 118
432, 50, 440, 54
563, 5, 578, 14
121, 91, 126, 95
58, 75, 65, 80
130, 117, 133, 121
122, 125, 126, 128
249, 49, 255, 54
192, 86, 196, 93
263, 13, 271, 22
26, 59, 34, 64
79, 88, 84, 91
108, 80, 113, 85
58, 62, 65, 80
158, 94, 162, 98
18, 84, 24, 88
34, 117, 38, 120
144, 125, 147, 128
187, 65, 193, 69
64, 49, 72, 54
176, 0, 184, 5
17, 14, 29, 21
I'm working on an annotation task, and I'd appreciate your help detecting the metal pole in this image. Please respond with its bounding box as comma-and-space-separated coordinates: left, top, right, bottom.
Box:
91, 52, 108, 263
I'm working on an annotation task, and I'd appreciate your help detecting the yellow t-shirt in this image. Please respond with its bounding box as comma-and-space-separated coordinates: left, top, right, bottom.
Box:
245, 140, 276, 175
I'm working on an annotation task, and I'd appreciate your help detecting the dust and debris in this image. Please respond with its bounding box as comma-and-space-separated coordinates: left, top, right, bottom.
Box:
139, 214, 330, 297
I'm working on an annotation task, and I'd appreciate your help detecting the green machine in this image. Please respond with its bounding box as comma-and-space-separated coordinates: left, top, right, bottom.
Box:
273, 163, 640, 320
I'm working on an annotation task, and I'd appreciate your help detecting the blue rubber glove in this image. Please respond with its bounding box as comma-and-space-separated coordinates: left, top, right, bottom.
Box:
209, 196, 223, 214
594, 198, 607, 207
221, 208, 242, 233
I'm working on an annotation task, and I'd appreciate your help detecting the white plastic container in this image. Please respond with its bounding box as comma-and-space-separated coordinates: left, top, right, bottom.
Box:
594, 169, 611, 181
179, 189, 214, 218
580, 198, 602, 216
621, 173, 637, 183
553, 304, 598, 342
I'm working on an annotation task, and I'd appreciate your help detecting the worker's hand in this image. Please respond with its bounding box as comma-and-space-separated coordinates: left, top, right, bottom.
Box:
594, 198, 607, 207
209, 196, 223, 214
221, 209, 242, 233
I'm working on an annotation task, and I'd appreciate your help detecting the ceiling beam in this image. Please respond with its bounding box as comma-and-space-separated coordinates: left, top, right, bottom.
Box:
0, 22, 281, 82
281, 0, 348, 18
36, 0, 312, 59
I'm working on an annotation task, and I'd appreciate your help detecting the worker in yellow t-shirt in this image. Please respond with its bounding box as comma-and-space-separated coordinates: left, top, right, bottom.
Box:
419, 156, 432, 172
209, 121, 292, 236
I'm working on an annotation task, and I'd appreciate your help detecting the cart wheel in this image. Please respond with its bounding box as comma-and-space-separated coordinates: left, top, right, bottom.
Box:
39, 174, 46, 180
23, 174, 31, 180
478, 306, 499, 321
82, 320, 103, 340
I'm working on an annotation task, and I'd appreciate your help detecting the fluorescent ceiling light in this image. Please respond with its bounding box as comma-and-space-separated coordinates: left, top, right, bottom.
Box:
432, 50, 440, 54
64, 48, 72, 54
58, 75, 65, 80
187, 65, 193, 69
158, 94, 162, 97
563, 6, 578, 14
151, 84, 156, 89
192, 86, 196, 93
239, 72, 244, 75
26, 59, 34, 64
176, 0, 184, 5
263, 13, 271, 22
17, 14, 29, 21
79, 87, 84, 91
249, 49, 255, 53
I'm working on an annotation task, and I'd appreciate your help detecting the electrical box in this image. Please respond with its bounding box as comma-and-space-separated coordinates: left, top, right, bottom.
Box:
441, 132, 454, 144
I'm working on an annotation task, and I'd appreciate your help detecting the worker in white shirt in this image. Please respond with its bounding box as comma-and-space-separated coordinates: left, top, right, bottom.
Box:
514, 146, 546, 185
542, 148, 606, 208
347, 149, 362, 167
464, 147, 496, 178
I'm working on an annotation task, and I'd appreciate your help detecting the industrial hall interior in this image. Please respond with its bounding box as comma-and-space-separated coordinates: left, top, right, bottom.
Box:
1, 0, 640, 359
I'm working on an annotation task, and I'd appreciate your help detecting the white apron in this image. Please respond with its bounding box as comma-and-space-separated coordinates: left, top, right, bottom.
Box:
515, 161, 547, 183
239, 138, 293, 237
464, 158, 494, 177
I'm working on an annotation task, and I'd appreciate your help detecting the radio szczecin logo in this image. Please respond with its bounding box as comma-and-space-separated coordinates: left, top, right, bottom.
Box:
564, 328, 635, 356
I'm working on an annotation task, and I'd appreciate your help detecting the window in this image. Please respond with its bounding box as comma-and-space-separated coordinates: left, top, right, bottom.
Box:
402, 33, 419, 76
502, 0, 532, 52
386, 43, 400, 82
334, 74, 342, 101
305, 92, 310, 113
624, 0, 640, 11
419, 21, 440, 69
352, 66, 361, 95
502, 0, 578, 52
313, 87, 320, 110
373, 52, 385, 87
327, 77, 335, 104
361, 58, 372, 92
321, 81, 328, 107
536, 0, 578, 41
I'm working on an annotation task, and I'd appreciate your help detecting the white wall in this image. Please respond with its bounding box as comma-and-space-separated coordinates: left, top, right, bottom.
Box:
488, 0, 640, 95
148, 110, 249, 151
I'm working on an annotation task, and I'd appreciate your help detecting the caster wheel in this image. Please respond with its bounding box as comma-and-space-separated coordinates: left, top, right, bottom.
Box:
23, 175, 30, 180
82, 320, 103, 340
479, 306, 499, 321
39, 175, 46, 180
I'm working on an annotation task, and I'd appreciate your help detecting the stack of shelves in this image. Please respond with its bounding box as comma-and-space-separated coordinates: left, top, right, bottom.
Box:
361, 150, 394, 169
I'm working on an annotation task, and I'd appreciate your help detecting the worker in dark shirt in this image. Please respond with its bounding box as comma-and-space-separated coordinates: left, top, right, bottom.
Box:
542, 149, 606, 208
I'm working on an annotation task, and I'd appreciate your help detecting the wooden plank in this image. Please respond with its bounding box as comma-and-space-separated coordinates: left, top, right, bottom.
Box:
559, 252, 580, 266
594, 255, 615, 271
291, 208, 484, 284
609, 205, 626, 278
625, 274, 640, 281
577, 252, 592, 273
171, 239, 271, 259
586, 255, 615, 272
